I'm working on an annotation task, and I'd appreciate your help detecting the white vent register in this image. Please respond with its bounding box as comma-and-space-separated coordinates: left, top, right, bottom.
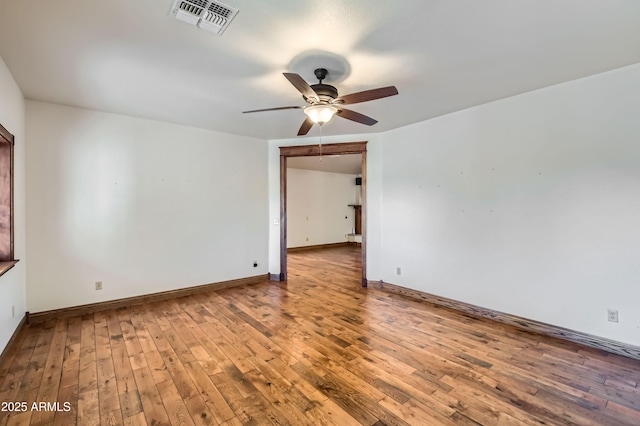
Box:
170, 0, 238, 35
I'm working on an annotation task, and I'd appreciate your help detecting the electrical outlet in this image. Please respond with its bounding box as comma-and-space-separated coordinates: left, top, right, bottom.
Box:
396, 267, 402, 275
95, 281, 103, 290
607, 309, 618, 323
11, 305, 15, 318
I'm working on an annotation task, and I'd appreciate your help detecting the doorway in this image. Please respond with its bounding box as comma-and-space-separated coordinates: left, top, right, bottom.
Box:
279, 141, 368, 286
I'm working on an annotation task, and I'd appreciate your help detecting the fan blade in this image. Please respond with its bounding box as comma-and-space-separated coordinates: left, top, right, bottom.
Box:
297, 117, 314, 136
243, 106, 303, 113
336, 86, 398, 105
336, 108, 378, 126
283, 73, 319, 102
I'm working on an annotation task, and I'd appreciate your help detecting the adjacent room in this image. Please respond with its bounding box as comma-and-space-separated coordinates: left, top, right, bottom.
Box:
1, 1, 640, 424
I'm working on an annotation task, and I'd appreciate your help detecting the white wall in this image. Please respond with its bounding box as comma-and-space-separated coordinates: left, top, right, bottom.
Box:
268, 134, 384, 278
287, 168, 357, 248
380, 63, 640, 346
0, 57, 26, 353
26, 101, 268, 313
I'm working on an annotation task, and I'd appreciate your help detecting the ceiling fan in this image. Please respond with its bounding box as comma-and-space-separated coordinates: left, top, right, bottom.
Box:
243, 68, 398, 136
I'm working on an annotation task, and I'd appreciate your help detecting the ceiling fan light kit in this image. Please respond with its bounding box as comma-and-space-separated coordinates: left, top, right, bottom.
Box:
243, 68, 398, 135
304, 105, 338, 125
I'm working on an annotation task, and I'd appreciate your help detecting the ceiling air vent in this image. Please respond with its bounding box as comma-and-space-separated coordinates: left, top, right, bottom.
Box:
170, 0, 238, 35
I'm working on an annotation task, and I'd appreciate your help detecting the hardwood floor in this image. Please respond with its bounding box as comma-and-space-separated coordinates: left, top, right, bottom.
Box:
2, 245, 640, 425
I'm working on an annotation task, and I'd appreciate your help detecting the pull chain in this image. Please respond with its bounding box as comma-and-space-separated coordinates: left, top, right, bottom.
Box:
319, 124, 323, 161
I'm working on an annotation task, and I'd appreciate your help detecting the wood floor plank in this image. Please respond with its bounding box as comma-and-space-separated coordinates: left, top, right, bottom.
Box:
4, 245, 640, 425
181, 397, 218, 426
102, 409, 123, 426
265, 357, 322, 399
132, 366, 170, 425
94, 324, 121, 423
155, 379, 196, 426
378, 395, 458, 425
243, 365, 308, 425
30, 319, 68, 426
182, 360, 235, 424
0, 332, 40, 425
118, 310, 147, 372
4, 410, 32, 426
303, 396, 362, 426
209, 370, 262, 425
118, 389, 143, 421
76, 390, 99, 426
77, 316, 98, 396
52, 385, 78, 426
142, 350, 172, 387
251, 352, 325, 416
58, 317, 82, 392
129, 309, 158, 354
122, 412, 147, 426
0, 324, 37, 382
158, 348, 199, 402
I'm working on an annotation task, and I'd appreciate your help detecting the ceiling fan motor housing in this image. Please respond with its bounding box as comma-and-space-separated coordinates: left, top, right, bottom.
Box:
308, 84, 338, 103
301, 68, 338, 103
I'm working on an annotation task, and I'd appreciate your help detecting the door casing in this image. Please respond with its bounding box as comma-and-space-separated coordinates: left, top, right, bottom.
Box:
279, 141, 368, 286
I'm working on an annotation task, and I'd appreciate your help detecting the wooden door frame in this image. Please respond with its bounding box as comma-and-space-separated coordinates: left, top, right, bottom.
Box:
279, 141, 368, 286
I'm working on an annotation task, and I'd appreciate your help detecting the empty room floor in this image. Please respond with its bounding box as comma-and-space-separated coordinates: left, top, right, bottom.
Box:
1, 245, 639, 425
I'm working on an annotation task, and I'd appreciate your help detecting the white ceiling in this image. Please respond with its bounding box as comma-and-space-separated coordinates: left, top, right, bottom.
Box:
1, 1, 639, 140
288, 154, 362, 175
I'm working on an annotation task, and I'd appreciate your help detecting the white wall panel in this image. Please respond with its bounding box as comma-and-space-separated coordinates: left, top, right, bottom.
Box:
380, 64, 640, 345
287, 168, 357, 248
25, 101, 268, 312
0, 56, 26, 353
